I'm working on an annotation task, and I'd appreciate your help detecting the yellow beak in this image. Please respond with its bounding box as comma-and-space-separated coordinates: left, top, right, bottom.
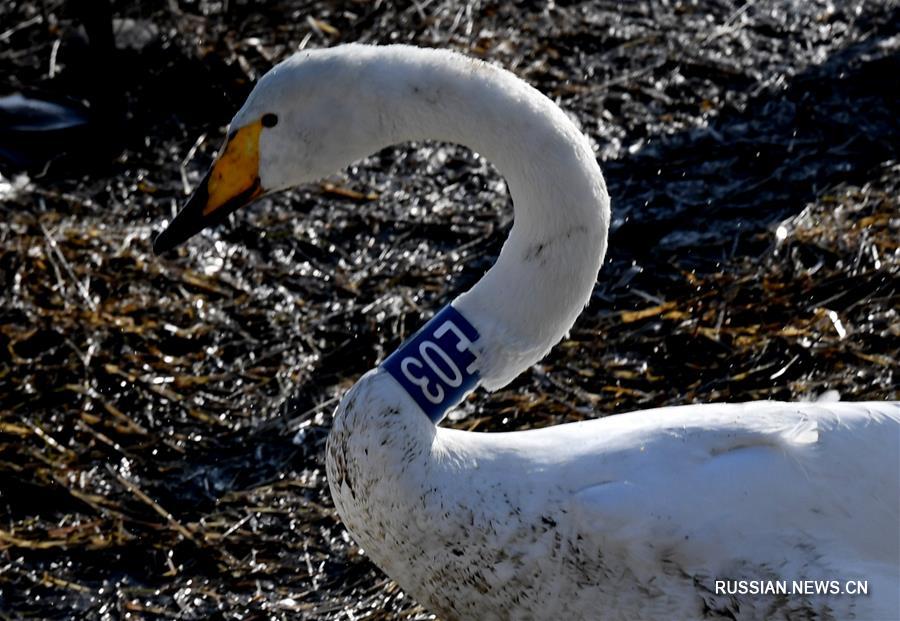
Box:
154, 119, 265, 254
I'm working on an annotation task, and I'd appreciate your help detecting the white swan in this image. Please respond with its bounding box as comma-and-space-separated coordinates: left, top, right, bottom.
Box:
154, 44, 900, 620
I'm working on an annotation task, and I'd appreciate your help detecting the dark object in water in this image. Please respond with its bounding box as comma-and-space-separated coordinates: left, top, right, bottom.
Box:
0, 93, 91, 171
0, 0, 120, 175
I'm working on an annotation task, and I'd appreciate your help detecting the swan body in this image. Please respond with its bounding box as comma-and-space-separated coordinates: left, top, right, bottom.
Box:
154, 44, 900, 620
331, 389, 899, 620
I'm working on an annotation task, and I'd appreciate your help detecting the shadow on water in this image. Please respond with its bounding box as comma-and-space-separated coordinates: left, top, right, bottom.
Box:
605, 9, 899, 264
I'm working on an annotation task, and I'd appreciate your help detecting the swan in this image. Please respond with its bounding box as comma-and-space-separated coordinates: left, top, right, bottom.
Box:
153, 44, 900, 620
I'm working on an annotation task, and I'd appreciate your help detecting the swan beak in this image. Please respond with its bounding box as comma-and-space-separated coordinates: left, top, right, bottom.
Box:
153, 119, 265, 254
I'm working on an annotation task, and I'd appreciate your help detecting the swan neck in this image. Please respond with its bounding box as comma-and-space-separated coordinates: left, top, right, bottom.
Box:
368, 49, 611, 391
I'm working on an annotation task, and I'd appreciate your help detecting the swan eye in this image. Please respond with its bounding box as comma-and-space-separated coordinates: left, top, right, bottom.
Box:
261, 113, 279, 128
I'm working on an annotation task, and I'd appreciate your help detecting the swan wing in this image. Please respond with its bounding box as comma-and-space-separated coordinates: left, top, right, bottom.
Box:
565, 401, 899, 617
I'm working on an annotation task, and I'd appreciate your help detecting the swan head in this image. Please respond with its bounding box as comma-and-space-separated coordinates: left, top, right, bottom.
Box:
154, 47, 379, 254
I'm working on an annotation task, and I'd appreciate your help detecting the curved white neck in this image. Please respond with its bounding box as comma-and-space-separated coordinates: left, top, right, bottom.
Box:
352, 48, 610, 390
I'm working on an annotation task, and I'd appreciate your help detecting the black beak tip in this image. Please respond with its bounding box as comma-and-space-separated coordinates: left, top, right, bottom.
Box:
151, 171, 262, 257
152, 171, 213, 256
152, 229, 174, 255
152, 207, 198, 256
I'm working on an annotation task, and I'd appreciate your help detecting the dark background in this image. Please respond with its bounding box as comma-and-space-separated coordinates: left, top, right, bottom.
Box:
1, 1, 898, 618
